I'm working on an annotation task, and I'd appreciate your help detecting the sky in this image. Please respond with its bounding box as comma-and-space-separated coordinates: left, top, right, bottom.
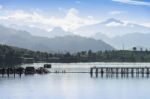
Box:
0, 0, 149, 33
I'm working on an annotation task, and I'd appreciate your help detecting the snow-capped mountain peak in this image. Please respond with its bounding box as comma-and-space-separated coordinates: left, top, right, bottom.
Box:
75, 18, 150, 37
101, 18, 124, 25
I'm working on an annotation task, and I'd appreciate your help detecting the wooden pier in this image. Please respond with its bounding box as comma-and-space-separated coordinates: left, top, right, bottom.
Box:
90, 67, 150, 78
1, 65, 150, 78
0, 66, 49, 78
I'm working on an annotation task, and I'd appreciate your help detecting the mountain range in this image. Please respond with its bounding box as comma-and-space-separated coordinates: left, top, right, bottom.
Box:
7, 18, 150, 38
0, 25, 114, 52
8, 24, 73, 38
74, 18, 150, 49
92, 32, 150, 50
75, 18, 150, 37
1, 18, 150, 51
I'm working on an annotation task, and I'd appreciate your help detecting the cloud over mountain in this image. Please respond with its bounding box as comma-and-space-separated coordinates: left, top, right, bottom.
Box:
0, 8, 97, 32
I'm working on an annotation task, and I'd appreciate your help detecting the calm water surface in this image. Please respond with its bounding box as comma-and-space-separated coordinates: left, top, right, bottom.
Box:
0, 62, 150, 99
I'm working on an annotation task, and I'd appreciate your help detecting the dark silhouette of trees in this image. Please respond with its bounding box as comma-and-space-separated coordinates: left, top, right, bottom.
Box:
133, 47, 137, 51
1, 44, 150, 66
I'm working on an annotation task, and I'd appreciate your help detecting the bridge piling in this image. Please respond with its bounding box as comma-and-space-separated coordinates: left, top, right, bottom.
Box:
90, 67, 150, 78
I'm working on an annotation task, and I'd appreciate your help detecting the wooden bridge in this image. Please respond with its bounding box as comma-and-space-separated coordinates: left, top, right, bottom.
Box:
90, 66, 150, 78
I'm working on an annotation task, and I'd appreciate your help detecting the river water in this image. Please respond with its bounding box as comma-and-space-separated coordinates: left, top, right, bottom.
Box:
0, 62, 150, 99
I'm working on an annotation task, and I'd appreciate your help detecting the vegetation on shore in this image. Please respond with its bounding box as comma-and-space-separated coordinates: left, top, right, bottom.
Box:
0, 44, 150, 66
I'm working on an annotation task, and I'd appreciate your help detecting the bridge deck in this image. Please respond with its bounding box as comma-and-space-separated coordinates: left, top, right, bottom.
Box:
90, 66, 150, 78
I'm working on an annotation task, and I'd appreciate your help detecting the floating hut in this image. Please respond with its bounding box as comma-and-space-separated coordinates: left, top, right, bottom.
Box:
44, 64, 51, 68
36, 67, 49, 74
25, 67, 35, 74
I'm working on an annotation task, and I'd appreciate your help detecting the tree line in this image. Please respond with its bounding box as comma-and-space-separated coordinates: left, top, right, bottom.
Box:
0, 44, 150, 66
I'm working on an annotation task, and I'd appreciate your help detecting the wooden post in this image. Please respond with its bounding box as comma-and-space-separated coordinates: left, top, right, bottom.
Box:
2, 68, 5, 78
95, 68, 98, 77
106, 68, 108, 74
7, 68, 9, 77
126, 68, 129, 77
100, 68, 104, 77
121, 68, 123, 77
131, 68, 134, 77
90, 68, 93, 77
13, 68, 16, 78
146, 68, 149, 77
19, 72, 21, 78
136, 68, 139, 77
116, 68, 119, 78
141, 68, 144, 77
106, 68, 108, 77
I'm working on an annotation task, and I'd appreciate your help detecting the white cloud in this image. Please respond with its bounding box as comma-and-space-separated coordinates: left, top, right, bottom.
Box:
0, 10, 53, 30
87, 16, 94, 20
50, 8, 98, 31
109, 10, 123, 15
66, 8, 79, 17
112, 0, 150, 6
141, 22, 150, 28
0, 8, 98, 31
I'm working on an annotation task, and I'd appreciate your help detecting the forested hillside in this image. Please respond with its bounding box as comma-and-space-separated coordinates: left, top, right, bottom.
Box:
0, 44, 150, 67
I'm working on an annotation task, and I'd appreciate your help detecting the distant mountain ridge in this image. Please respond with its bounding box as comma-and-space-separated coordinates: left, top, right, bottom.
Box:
92, 32, 150, 50
8, 24, 73, 38
7, 18, 150, 38
1, 18, 149, 51
0, 25, 114, 52
75, 18, 150, 37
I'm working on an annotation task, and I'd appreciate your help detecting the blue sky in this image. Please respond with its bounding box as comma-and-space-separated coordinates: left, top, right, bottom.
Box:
0, 0, 149, 33
0, 0, 149, 19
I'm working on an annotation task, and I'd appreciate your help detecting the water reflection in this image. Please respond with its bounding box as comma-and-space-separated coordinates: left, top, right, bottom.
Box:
0, 73, 150, 99
0, 63, 150, 99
